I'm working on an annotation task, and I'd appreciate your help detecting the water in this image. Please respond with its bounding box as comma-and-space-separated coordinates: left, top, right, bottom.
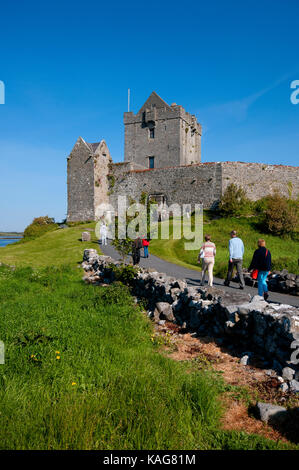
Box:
0, 238, 21, 248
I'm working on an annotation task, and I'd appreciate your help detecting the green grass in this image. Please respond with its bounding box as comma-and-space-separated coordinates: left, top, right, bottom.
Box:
150, 213, 299, 278
0, 264, 294, 450
0, 221, 296, 449
0, 223, 98, 268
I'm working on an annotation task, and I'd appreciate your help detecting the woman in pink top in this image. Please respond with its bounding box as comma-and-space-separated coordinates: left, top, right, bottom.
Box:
198, 234, 216, 287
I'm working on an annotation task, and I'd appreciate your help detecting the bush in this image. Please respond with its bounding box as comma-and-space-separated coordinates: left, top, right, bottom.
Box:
219, 184, 252, 217
109, 264, 138, 286
253, 196, 269, 214
23, 216, 58, 240
67, 220, 93, 227
262, 193, 298, 237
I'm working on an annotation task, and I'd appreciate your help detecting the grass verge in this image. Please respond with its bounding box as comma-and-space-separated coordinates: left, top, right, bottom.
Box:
0, 221, 296, 449
150, 213, 299, 278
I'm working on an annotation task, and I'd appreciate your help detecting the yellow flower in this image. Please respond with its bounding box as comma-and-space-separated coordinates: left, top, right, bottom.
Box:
71, 382, 77, 386
55, 351, 60, 354
56, 356, 61, 360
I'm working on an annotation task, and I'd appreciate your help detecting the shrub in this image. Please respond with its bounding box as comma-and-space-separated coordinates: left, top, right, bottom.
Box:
96, 282, 133, 305
67, 220, 93, 227
109, 264, 138, 286
219, 184, 252, 217
111, 237, 133, 262
262, 193, 298, 236
23, 216, 58, 240
253, 196, 269, 214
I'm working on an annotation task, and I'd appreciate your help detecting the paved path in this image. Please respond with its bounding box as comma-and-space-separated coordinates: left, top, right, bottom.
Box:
99, 241, 299, 307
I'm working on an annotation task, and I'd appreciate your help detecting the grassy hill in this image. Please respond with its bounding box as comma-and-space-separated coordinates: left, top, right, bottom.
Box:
0, 223, 296, 449
0, 223, 97, 268
150, 213, 299, 277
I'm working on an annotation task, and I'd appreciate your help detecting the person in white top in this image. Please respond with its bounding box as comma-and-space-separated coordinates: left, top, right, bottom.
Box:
198, 234, 216, 287
100, 223, 107, 245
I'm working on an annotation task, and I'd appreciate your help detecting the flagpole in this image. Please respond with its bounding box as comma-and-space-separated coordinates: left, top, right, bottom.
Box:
128, 88, 130, 112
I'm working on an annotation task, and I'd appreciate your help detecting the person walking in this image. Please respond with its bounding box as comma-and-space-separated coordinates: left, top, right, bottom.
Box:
224, 230, 245, 289
132, 237, 142, 265
249, 239, 271, 301
142, 238, 150, 258
100, 222, 107, 246
198, 234, 216, 287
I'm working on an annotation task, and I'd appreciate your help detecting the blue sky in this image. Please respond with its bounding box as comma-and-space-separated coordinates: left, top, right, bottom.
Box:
0, 0, 298, 231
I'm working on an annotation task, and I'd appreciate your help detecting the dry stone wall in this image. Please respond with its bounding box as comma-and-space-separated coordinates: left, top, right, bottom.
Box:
82, 249, 299, 394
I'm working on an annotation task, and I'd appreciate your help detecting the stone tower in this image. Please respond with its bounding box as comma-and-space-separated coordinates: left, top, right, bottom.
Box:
67, 137, 111, 221
124, 91, 202, 169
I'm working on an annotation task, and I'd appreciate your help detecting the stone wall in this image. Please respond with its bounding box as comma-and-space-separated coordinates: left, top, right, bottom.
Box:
222, 162, 299, 200
67, 136, 299, 221
67, 138, 113, 222
109, 162, 222, 210
108, 161, 299, 212
93, 141, 112, 216
82, 249, 299, 394
67, 138, 95, 221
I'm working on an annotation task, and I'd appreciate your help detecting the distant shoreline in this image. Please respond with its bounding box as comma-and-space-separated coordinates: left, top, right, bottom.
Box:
0, 232, 23, 238
0, 237, 22, 240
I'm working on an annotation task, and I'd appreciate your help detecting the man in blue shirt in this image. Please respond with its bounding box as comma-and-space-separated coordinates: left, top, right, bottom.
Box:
224, 230, 245, 289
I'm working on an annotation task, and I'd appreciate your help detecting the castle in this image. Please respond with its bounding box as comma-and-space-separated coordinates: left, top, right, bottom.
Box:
67, 91, 299, 221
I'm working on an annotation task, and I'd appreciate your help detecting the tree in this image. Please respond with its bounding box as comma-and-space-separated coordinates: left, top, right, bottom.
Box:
111, 237, 132, 263
219, 184, 252, 217
263, 193, 298, 236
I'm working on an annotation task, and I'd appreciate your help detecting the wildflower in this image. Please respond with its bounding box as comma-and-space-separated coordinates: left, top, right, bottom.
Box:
55, 351, 60, 354
71, 382, 77, 386
56, 356, 61, 360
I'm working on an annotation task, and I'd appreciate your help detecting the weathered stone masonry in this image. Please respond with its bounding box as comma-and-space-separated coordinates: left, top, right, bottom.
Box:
67, 92, 299, 221
109, 162, 222, 209
109, 161, 299, 210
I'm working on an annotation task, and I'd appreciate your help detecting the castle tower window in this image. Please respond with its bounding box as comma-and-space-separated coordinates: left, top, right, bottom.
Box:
148, 156, 155, 169
149, 128, 155, 139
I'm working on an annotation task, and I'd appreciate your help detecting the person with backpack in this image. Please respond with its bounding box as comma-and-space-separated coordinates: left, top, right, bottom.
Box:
249, 239, 271, 301
198, 234, 216, 287
142, 238, 150, 258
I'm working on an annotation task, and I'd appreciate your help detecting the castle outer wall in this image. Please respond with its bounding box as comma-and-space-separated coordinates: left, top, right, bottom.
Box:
108, 161, 299, 211
221, 162, 299, 201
